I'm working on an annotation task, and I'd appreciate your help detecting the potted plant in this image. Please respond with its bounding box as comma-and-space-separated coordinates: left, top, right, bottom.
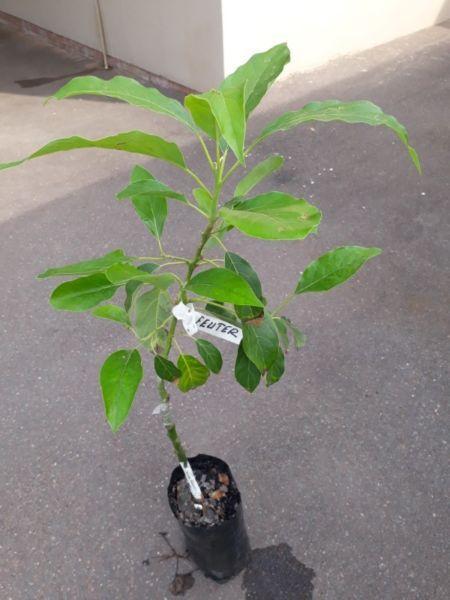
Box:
1, 43, 420, 582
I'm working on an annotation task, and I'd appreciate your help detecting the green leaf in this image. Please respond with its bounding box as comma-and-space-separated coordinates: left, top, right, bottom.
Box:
116, 179, 186, 202
221, 43, 290, 117
257, 99, 421, 173
273, 317, 289, 352
154, 355, 181, 382
295, 246, 382, 294
0, 130, 186, 171
224, 252, 263, 299
242, 314, 279, 372
134, 288, 171, 339
281, 317, 307, 350
235, 343, 261, 392
224, 251, 264, 321
37, 249, 130, 279
132, 195, 168, 239
177, 355, 210, 392
186, 79, 248, 161
193, 187, 214, 216
92, 304, 131, 327
125, 165, 168, 239
195, 339, 223, 374
50, 273, 117, 312
204, 86, 247, 163
223, 196, 243, 210
50, 75, 196, 131
220, 192, 321, 240
184, 94, 217, 140
130, 164, 155, 181
204, 303, 241, 327
186, 268, 264, 307
124, 263, 158, 312
292, 328, 306, 350
266, 347, 285, 387
234, 154, 284, 197
100, 349, 143, 432
105, 263, 176, 288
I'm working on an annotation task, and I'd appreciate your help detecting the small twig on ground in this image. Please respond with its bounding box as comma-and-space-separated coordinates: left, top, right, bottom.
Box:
154, 532, 199, 596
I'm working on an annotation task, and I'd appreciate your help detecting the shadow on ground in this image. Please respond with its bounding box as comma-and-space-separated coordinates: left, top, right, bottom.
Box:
242, 544, 315, 600
147, 533, 315, 599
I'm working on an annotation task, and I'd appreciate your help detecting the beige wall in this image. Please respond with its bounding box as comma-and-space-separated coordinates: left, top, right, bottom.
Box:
0, 0, 223, 90
0, 0, 99, 48
221, 0, 450, 78
1, 0, 449, 90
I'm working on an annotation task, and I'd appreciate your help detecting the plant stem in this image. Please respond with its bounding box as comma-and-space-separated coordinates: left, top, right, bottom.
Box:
155, 260, 186, 269
137, 254, 190, 263
156, 235, 164, 256
182, 220, 216, 295
272, 292, 296, 316
222, 139, 258, 183
157, 327, 203, 500
154, 135, 226, 502
196, 133, 215, 172
200, 257, 223, 267
158, 381, 186, 460
211, 233, 228, 252
184, 167, 210, 195
157, 380, 203, 502
186, 200, 208, 218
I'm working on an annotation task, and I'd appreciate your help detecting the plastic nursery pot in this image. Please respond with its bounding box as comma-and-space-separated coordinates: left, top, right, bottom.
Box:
167, 454, 251, 582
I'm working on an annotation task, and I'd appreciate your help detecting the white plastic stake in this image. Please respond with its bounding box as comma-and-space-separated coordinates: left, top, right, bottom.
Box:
180, 461, 203, 506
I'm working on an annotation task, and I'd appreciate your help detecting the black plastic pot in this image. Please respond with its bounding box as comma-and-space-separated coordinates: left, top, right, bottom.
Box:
168, 454, 251, 582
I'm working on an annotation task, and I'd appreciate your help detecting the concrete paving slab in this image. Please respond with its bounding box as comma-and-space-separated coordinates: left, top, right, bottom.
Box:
1, 21, 449, 599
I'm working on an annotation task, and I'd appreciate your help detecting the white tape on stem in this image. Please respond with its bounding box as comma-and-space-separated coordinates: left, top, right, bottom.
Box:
172, 302, 242, 345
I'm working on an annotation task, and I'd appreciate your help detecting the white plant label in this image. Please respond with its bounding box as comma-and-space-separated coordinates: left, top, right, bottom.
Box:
172, 302, 242, 345
195, 312, 243, 344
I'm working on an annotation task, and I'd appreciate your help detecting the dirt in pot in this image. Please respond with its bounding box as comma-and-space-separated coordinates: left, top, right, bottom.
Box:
173, 462, 239, 527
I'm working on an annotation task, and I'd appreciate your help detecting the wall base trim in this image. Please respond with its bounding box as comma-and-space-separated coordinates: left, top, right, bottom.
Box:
0, 9, 195, 94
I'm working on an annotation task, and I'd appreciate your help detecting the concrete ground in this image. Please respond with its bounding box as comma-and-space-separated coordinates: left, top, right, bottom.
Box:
1, 20, 449, 600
